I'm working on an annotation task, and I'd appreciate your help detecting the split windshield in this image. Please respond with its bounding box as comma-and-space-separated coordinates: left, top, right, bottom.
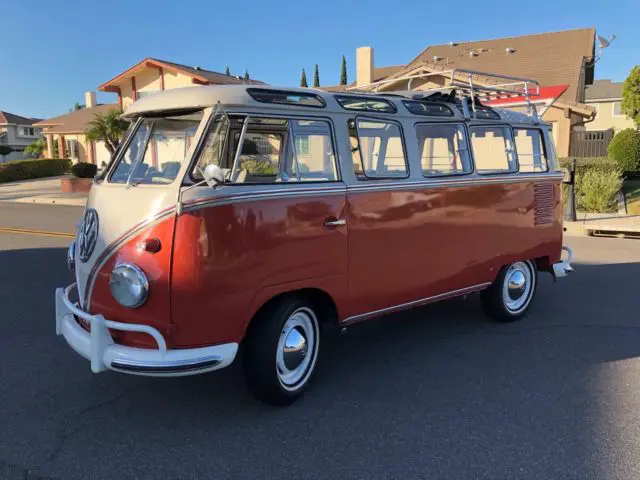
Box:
110, 111, 203, 185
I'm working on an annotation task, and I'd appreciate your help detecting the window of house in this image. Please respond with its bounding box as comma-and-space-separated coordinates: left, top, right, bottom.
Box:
470, 125, 517, 174
20, 127, 35, 136
612, 102, 623, 116
137, 91, 160, 99
65, 139, 79, 160
514, 128, 548, 173
110, 111, 203, 184
416, 123, 472, 176
349, 118, 408, 178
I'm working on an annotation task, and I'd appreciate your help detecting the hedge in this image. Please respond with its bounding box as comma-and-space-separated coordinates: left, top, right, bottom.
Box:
0, 158, 71, 183
608, 129, 640, 171
71, 162, 98, 179
559, 157, 623, 213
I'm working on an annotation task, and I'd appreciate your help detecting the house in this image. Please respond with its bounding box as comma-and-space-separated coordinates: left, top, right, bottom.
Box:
98, 57, 265, 110
0, 111, 43, 162
34, 92, 117, 165
583, 79, 635, 132
327, 28, 599, 157
34, 58, 266, 164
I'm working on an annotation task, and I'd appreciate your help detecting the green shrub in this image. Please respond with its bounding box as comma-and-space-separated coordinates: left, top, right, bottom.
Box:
71, 162, 97, 179
608, 129, 640, 171
0, 158, 71, 183
559, 157, 623, 212
578, 166, 623, 213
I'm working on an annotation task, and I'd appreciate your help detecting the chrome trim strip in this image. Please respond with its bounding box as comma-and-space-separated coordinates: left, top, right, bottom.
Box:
180, 174, 562, 212
342, 282, 492, 325
110, 356, 222, 373
83, 207, 176, 309
182, 186, 347, 212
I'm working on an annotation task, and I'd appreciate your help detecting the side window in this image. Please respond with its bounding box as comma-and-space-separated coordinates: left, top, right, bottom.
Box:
229, 117, 338, 184
416, 123, 472, 176
348, 118, 408, 179
514, 128, 548, 173
470, 125, 517, 174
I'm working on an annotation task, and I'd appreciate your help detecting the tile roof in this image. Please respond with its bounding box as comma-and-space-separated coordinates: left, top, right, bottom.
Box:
33, 104, 119, 134
154, 59, 266, 85
585, 79, 623, 100
388, 28, 596, 102
0, 111, 41, 125
320, 65, 405, 92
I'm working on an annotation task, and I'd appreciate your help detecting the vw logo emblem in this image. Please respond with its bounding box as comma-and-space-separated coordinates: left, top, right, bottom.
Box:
78, 209, 99, 263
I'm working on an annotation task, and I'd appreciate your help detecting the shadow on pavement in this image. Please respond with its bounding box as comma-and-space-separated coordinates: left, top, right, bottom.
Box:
1, 246, 639, 479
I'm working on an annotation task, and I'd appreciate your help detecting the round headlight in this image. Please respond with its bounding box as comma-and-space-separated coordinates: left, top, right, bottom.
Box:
67, 241, 76, 274
109, 263, 149, 308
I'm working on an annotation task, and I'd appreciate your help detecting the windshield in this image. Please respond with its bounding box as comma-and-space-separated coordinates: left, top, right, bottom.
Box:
110, 111, 203, 185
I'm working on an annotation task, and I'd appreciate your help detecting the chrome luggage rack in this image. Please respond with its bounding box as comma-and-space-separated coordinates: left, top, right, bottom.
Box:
347, 68, 542, 121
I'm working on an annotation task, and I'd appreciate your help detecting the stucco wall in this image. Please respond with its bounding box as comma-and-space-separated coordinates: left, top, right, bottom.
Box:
118, 69, 195, 108
584, 100, 635, 132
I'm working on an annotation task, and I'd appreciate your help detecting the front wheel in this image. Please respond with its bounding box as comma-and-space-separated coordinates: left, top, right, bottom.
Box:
243, 296, 320, 406
481, 260, 537, 322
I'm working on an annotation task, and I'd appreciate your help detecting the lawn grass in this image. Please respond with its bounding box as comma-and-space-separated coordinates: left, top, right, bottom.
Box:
624, 179, 640, 215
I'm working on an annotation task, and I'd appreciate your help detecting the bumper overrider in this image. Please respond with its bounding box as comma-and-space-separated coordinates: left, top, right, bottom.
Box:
55, 283, 238, 376
552, 246, 574, 279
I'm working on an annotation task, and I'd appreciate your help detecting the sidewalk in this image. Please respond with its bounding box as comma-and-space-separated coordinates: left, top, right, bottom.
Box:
565, 213, 640, 237
0, 176, 87, 207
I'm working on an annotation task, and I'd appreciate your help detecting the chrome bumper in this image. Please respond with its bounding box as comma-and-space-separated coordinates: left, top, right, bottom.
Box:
55, 284, 238, 377
552, 246, 574, 279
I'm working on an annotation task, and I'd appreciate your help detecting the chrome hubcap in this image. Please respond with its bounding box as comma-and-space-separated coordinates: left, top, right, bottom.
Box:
276, 308, 318, 391
502, 261, 534, 313
283, 327, 308, 370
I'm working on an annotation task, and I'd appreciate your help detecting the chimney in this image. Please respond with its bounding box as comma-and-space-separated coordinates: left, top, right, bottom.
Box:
85, 91, 97, 108
356, 46, 374, 87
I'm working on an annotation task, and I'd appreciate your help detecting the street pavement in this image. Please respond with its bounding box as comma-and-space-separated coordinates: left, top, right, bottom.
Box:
1, 203, 640, 479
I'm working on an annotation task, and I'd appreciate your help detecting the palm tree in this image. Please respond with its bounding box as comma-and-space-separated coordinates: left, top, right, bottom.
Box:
85, 109, 129, 155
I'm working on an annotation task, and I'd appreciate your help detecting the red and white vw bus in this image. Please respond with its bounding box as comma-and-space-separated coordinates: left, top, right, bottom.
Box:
55, 73, 573, 405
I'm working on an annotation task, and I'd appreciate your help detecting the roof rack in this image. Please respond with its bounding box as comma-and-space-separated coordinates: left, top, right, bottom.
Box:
347, 69, 541, 121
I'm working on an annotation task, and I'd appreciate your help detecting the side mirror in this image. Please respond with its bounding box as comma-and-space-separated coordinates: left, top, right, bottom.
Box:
202, 164, 225, 188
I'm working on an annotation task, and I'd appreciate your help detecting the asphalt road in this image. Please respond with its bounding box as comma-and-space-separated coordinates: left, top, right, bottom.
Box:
1, 203, 640, 479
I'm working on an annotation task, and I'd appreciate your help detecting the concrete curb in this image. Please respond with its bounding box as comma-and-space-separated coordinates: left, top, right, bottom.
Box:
0, 196, 87, 207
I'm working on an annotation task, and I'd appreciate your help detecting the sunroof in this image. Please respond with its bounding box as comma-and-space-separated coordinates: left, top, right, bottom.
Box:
247, 89, 326, 108
403, 100, 454, 117
335, 95, 397, 113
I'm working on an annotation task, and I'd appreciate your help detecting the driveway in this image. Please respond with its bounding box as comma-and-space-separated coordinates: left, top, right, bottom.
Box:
1, 228, 640, 479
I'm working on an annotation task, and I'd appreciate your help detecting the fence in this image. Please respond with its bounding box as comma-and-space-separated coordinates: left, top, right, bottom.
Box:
569, 129, 614, 157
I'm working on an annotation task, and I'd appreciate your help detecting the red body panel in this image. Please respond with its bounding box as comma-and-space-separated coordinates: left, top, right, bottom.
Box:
343, 179, 562, 319
87, 178, 562, 350
89, 216, 176, 348
170, 194, 349, 347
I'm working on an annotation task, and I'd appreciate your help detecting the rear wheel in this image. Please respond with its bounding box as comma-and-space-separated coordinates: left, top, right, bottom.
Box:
481, 260, 537, 322
243, 296, 320, 406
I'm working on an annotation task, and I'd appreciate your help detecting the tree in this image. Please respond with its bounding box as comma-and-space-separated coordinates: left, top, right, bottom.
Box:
622, 65, 640, 127
340, 55, 347, 85
225, 65, 231, 76
244, 70, 250, 81
24, 139, 46, 158
313, 64, 320, 87
0, 145, 12, 162
300, 69, 308, 88
608, 128, 640, 171
85, 109, 129, 155
69, 102, 82, 113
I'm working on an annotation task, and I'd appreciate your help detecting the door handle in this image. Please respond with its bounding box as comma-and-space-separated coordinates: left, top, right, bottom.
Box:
324, 218, 346, 227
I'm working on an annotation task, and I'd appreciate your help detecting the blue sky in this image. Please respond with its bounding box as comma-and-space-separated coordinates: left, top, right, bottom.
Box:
2, 0, 638, 118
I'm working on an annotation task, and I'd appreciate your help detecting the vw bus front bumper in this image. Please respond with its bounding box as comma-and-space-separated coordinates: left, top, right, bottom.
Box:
55, 284, 238, 376
552, 246, 574, 279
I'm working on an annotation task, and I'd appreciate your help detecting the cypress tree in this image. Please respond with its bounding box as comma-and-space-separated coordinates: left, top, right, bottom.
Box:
244, 70, 250, 81
340, 55, 347, 85
300, 69, 308, 88
313, 64, 320, 87
225, 65, 231, 76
